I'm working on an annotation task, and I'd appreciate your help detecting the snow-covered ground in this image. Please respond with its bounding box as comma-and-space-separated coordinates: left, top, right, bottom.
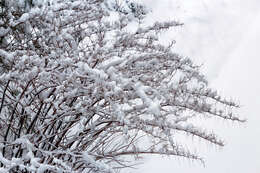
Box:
131, 0, 260, 172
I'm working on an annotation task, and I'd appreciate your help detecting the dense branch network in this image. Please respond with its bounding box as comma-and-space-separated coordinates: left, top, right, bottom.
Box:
0, 0, 244, 172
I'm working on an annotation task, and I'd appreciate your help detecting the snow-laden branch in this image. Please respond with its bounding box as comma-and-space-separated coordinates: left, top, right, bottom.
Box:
0, 0, 244, 172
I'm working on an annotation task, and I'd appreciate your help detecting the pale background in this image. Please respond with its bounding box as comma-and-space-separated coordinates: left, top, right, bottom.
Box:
129, 0, 260, 172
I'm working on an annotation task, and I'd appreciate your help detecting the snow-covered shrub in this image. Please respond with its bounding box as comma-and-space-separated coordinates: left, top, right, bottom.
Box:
0, 0, 244, 172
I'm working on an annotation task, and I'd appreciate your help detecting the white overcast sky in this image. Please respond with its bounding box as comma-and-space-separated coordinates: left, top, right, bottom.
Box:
129, 0, 260, 173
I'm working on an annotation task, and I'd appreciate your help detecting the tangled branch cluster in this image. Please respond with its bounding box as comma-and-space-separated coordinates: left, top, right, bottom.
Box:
0, 0, 244, 172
